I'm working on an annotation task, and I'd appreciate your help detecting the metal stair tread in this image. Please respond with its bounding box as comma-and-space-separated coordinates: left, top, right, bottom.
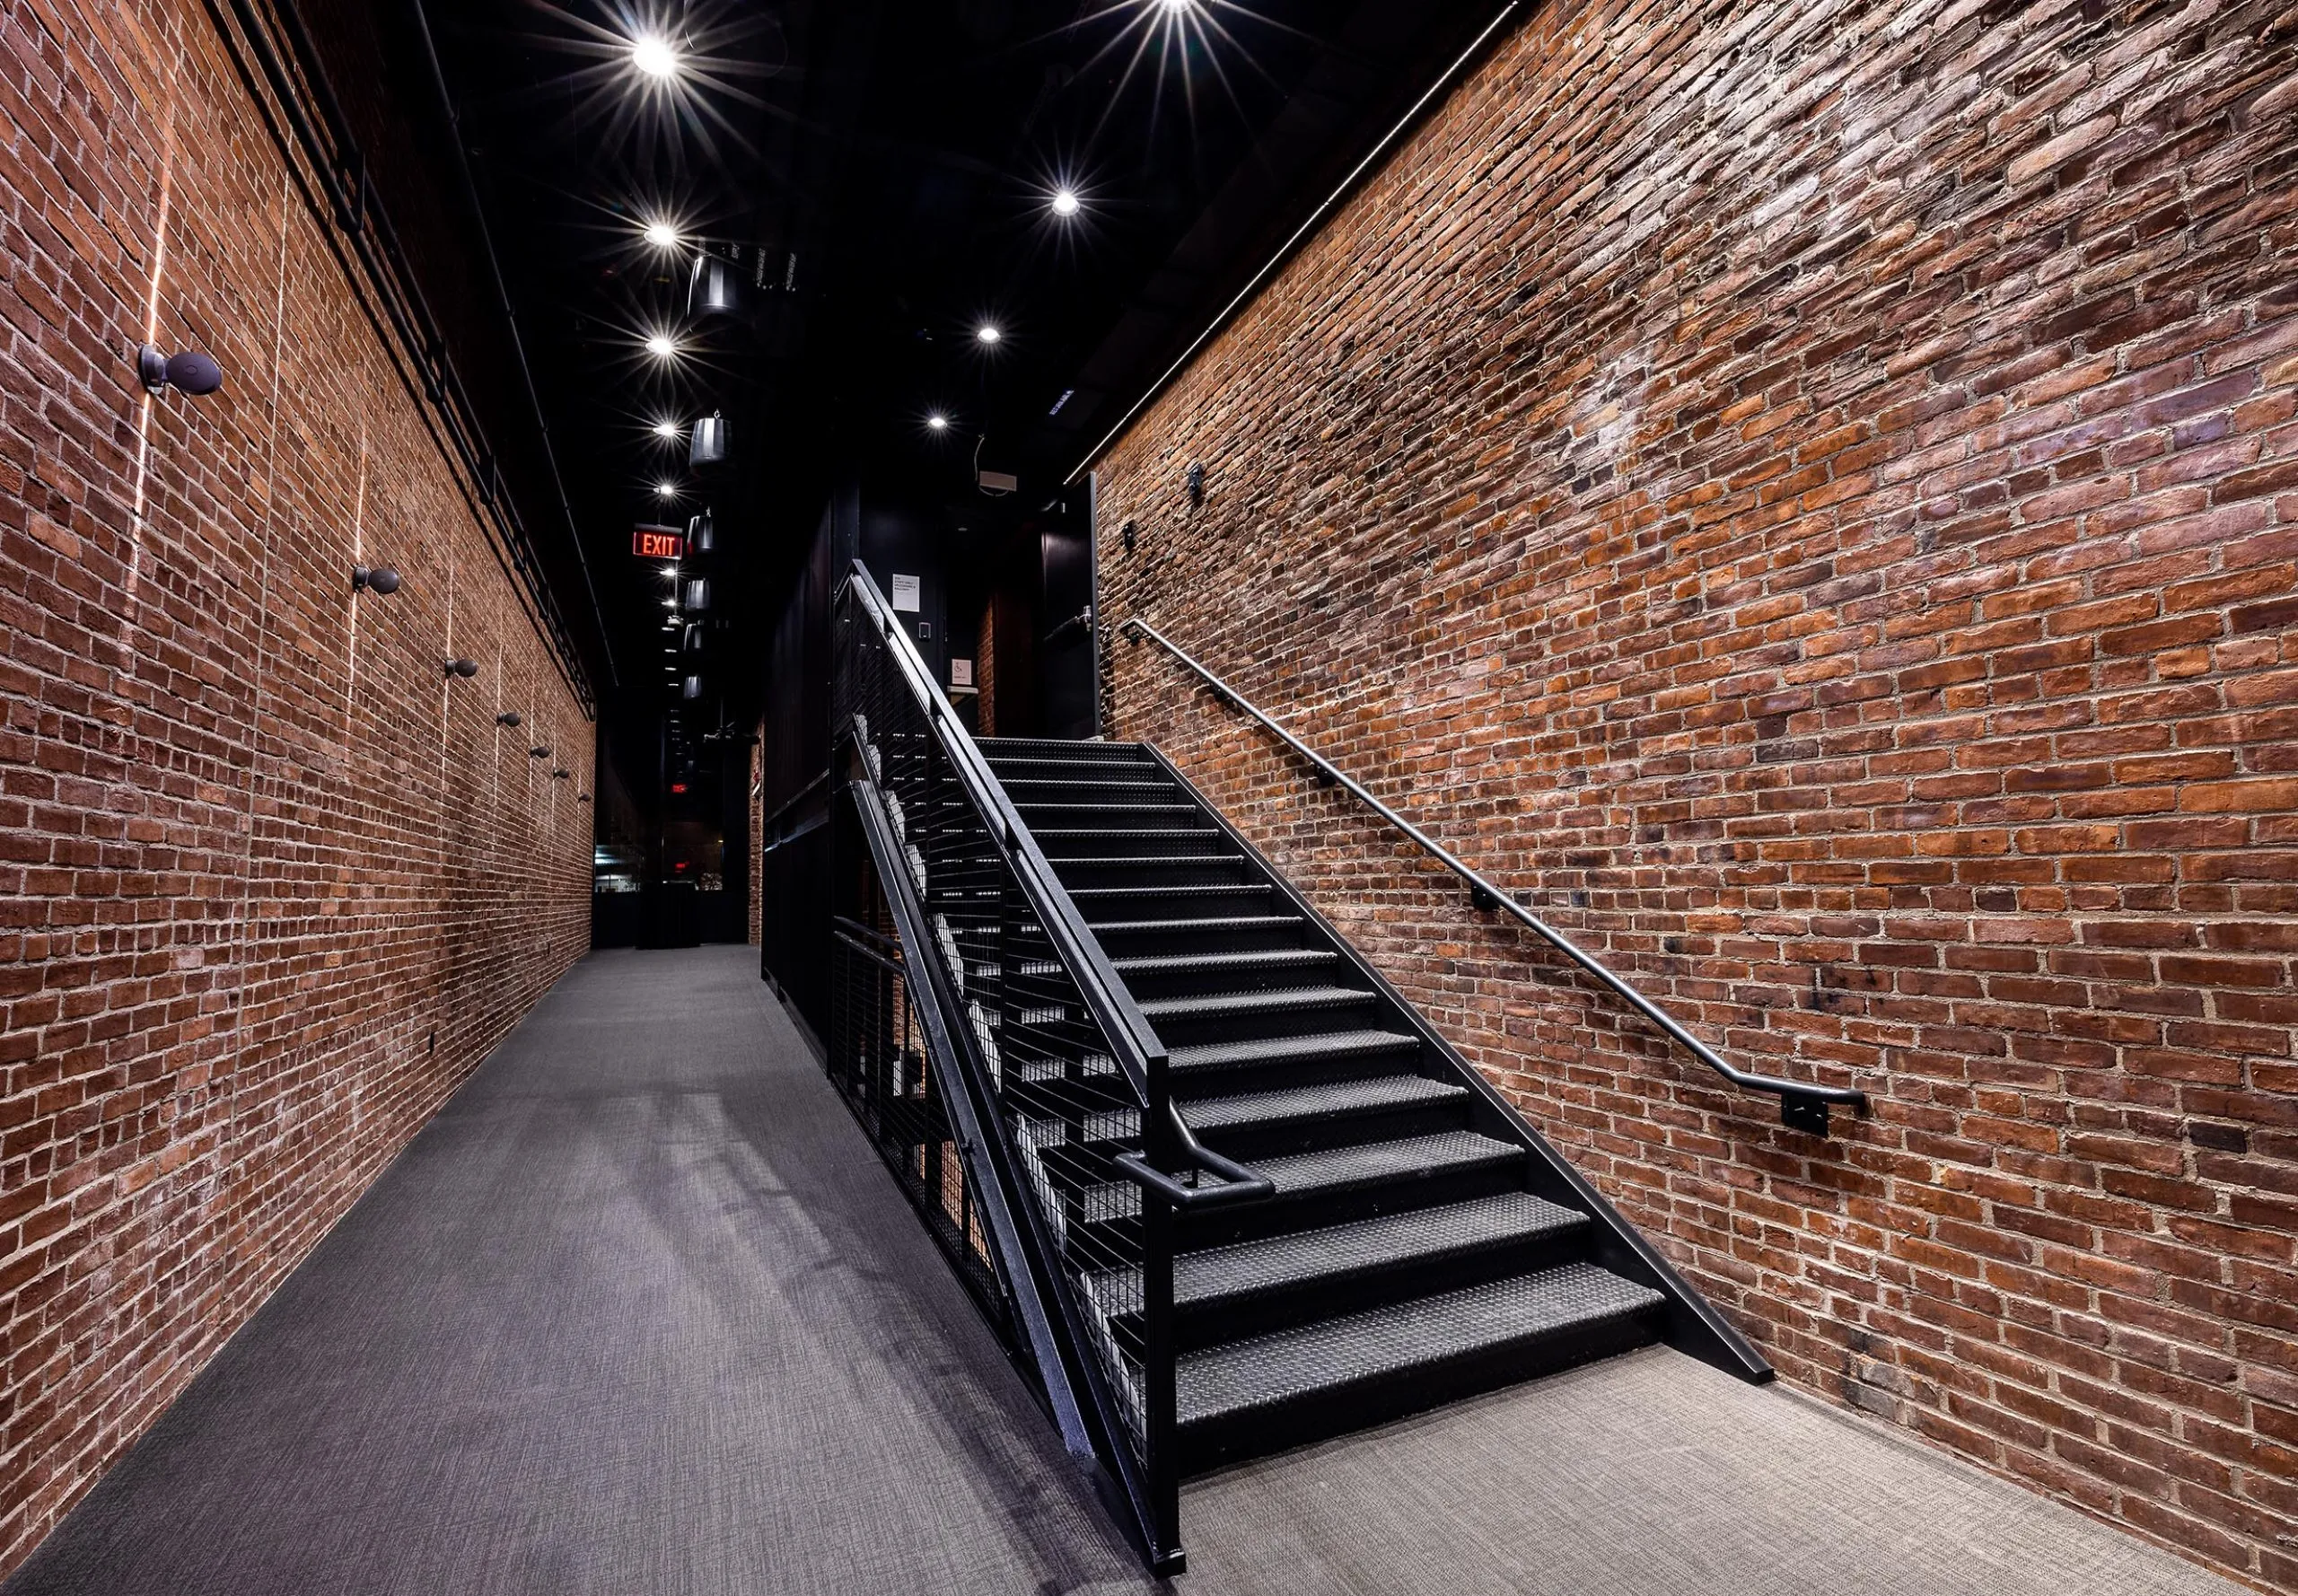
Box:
1083, 1192, 1587, 1317
1246, 1128, 1521, 1197
1137, 985, 1377, 1020
1169, 1028, 1419, 1073
1181, 1072, 1466, 1131
1087, 915, 1302, 934
1072, 885, 1269, 902
1176, 1263, 1664, 1428
1111, 948, 1338, 974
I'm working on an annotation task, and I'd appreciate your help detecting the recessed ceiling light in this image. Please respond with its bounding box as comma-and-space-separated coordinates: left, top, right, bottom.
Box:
645, 333, 678, 358
976, 323, 1002, 346
642, 220, 680, 249
632, 35, 680, 79
653, 418, 681, 439
926, 413, 949, 432
655, 482, 678, 499
1051, 189, 1081, 217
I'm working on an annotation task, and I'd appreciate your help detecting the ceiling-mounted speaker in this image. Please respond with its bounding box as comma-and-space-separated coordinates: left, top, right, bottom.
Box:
681, 621, 703, 657
686, 508, 715, 555
689, 254, 738, 319
681, 576, 711, 614
689, 412, 728, 468
682, 673, 704, 701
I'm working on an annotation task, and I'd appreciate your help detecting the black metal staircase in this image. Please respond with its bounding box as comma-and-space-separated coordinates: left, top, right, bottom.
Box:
822, 564, 1770, 1574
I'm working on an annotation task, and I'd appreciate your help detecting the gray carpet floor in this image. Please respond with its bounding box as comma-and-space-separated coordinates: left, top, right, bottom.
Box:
5, 947, 2241, 1596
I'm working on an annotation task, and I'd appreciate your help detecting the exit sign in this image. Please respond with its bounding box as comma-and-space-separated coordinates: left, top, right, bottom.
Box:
632, 524, 683, 560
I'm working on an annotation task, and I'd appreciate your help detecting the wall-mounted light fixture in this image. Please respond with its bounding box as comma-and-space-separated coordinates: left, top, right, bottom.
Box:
689, 412, 727, 467
552, 768, 570, 781
136, 344, 224, 396
577, 792, 592, 804
352, 564, 401, 594
445, 657, 478, 679
529, 745, 551, 759
689, 255, 738, 319
683, 674, 703, 700
1186, 462, 1206, 505
1121, 518, 1137, 553
496, 711, 522, 727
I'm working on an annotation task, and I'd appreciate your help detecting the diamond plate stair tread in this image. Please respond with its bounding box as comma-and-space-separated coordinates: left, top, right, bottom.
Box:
1248, 1129, 1521, 1197
1047, 855, 1241, 871
1137, 985, 1377, 1020
1176, 1192, 1587, 1306
1177, 1263, 1664, 1427
1083, 1191, 1587, 1315
1112, 949, 1339, 975
1181, 1073, 1466, 1130
1170, 1028, 1420, 1072
1073, 885, 1269, 902
1088, 915, 1302, 934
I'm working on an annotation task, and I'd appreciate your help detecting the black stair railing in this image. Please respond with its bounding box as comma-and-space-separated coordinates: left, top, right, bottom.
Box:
1121, 617, 1868, 1136
831, 564, 1267, 1573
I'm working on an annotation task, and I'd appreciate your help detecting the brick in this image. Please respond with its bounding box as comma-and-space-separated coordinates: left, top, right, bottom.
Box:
1088, 4, 2298, 1590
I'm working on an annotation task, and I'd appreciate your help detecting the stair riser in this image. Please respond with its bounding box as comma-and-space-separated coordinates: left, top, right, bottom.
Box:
1092, 925, 1304, 957
1039, 832, 1226, 858
1194, 1098, 1472, 1163
1141, 998, 1385, 1047
1016, 804, 1199, 829
1056, 860, 1250, 889
1149, 1228, 1595, 1353
1169, 1049, 1422, 1100
1114, 961, 1345, 1001
1176, 1308, 1662, 1473
1073, 889, 1276, 921
1176, 1157, 1528, 1250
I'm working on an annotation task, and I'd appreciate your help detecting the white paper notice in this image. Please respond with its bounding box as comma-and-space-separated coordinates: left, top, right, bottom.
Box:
890, 574, 922, 612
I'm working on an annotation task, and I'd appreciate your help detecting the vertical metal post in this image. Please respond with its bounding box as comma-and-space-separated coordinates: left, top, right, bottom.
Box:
1141, 1054, 1184, 1574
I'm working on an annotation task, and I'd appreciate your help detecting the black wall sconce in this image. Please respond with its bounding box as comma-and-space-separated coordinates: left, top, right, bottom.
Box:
352, 564, 400, 595
496, 711, 522, 728
1185, 461, 1205, 505
689, 412, 727, 468
136, 343, 223, 396
552, 768, 570, 781
444, 657, 478, 679
689, 253, 739, 319
1121, 518, 1136, 553
529, 744, 551, 759
576, 792, 592, 804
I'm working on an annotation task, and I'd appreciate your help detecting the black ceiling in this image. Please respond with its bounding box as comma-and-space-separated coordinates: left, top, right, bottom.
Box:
408, 0, 1502, 735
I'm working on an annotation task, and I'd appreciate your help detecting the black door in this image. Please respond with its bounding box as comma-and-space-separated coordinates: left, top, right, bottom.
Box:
1039, 478, 1098, 740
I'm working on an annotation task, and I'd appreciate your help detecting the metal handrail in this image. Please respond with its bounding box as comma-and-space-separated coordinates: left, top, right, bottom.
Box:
1122, 616, 1868, 1134
842, 564, 1279, 1191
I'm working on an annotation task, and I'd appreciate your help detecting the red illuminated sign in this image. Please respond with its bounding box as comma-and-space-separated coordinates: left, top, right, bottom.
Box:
632, 524, 683, 560
670, 782, 689, 794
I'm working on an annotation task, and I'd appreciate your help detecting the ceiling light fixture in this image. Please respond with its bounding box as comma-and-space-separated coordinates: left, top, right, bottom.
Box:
926, 413, 949, 432
642, 219, 680, 249
631, 34, 680, 79
653, 418, 681, 440
1051, 189, 1081, 217
976, 323, 1002, 346
645, 333, 679, 359
655, 481, 679, 499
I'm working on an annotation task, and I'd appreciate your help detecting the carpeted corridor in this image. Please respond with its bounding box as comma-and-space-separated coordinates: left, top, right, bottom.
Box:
4, 948, 2242, 1596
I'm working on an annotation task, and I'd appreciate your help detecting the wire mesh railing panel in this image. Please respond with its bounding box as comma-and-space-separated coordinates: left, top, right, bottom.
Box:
827, 917, 1017, 1338
833, 579, 1161, 1459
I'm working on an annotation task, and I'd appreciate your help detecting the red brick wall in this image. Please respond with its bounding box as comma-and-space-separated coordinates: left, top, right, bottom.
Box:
1093, 1, 2298, 1586
0, 0, 592, 1575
